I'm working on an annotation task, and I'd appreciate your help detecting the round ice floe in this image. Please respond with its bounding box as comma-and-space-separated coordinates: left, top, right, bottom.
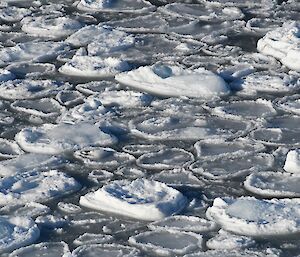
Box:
21, 15, 83, 39
194, 138, 265, 161
74, 147, 135, 169
0, 6, 31, 22
56, 90, 84, 107
129, 230, 203, 256
0, 153, 65, 177
160, 3, 244, 22
72, 244, 140, 257
0, 68, 15, 82
57, 202, 82, 214
276, 94, 300, 115
7, 63, 56, 79
149, 215, 217, 233
115, 166, 145, 179
59, 56, 130, 78
0, 80, 71, 100
80, 178, 188, 221
209, 99, 277, 120
15, 122, 117, 154
230, 72, 300, 95
151, 168, 204, 188
0, 138, 24, 159
77, 0, 155, 13
257, 21, 300, 72
0, 41, 68, 67
96, 90, 152, 108
191, 153, 274, 180
129, 114, 252, 141
0, 216, 39, 254
244, 171, 300, 198
116, 64, 229, 99
11, 98, 65, 118
76, 80, 115, 95
284, 149, 300, 173
137, 148, 194, 170
73, 233, 113, 245
207, 197, 300, 237
9, 241, 71, 257
122, 144, 168, 157
206, 229, 255, 250
88, 169, 114, 183
0, 170, 81, 205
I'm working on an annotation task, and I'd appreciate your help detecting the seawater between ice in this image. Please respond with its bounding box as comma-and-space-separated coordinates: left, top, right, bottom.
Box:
0, 0, 300, 256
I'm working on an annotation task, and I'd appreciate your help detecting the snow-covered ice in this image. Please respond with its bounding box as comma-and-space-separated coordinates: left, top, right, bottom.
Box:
284, 149, 300, 173
73, 233, 113, 245
80, 178, 188, 221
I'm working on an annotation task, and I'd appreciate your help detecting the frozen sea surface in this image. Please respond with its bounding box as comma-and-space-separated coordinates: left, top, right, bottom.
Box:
0, 0, 300, 256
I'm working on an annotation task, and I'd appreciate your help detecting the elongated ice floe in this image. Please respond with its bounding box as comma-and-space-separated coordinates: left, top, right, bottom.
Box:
9, 241, 71, 257
184, 249, 281, 257
21, 15, 83, 39
59, 56, 130, 78
206, 197, 300, 237
148, 215, 217, 233
0, 6, 31, 22
244, 171, 300, 197
80, 178, 188, 221
0, 153, 65, 177
122, 144, 168, 157
0, 79, 71, 100
257, 21, 300, 72
0, 170, 81, 205
74, 233, 113, 245
129, 230, 203, 256
15, 122, 117, 154
137, 148, 194, 170
284, 149, 300, 173
276, 94, 300, 115
0, 216, 40, 254
115, 64, 229, 99
0, 138, 24, 159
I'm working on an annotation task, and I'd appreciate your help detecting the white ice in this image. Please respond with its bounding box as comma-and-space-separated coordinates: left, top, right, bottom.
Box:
129, 230, 203, 256
59, 56, 130, 78
0, 6, 31, 22
7, 63, 56, 79
284, 149, 300, 173
122, 144, 167, 157
15, 122, 117, 154
35, 214, 67, 228
136, 148, 194, 170
73, 233, 113, 245
206, 197, 300, 237
0, 216, 40, 254
244, 171, 300, 197
0, 170, 81, 205
88, 169, 114, 183
0, 68, 15, 82
80, 178, 188, 221
76, 80, 115, 95
57, 202, 82, 214
257, 21, 300, 72
276, 94, 300, 115
56, 90, 84, 107
0, 138, 24, 159
115, 64, 229, 99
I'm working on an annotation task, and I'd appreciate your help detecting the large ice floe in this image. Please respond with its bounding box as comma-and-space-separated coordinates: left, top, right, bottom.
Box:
0, 170, 81, 205
80, 178, 187, 220
257, 21, 300, 72
115, 64, 229, 99
206, 197, 300, 237
15, 122, 117, 154
0, 216, 39, 254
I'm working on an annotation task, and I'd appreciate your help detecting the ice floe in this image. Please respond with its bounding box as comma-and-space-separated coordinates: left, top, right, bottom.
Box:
148, 215, 217, 233
80, 178, 187, 220
244, 171, 300, 198
77, 0, 156, 13
11, 98, 65, 118
129, 114, 252, 141
284, 149, 300, 173
0, 202, 50, 218
0, 6, 31, 22
276, 94, 300, 115
73, 233, 113, 245
59, 56, 130, 78
0, 216, 39, 254
206, 197, 300, 237
0, 41, 68, 67
116, 64, 229, 99
21, 15, 83, 39
0, 68, 15, 82
72, 244, 140, 257
190, 153, 274, 180
129, 230, 203, 256
57, 202, 82, 214
194, 138, 265, 161
0, 79, 71, 100
122, 144, 167, 157
75, 80, 116, 95
35, 214, 67, 228
56, 90, 84, 107
0, 170, 81, 205
9, 241, 71, 257
257, 21, 300, 72
136, 148, 194, 170
0, 138, 24, 159
0, 153, 65, 177
15, 122, 117, 154
74, 147, 135, 169
206, 229, 255, 250
88, 169, 114, 183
